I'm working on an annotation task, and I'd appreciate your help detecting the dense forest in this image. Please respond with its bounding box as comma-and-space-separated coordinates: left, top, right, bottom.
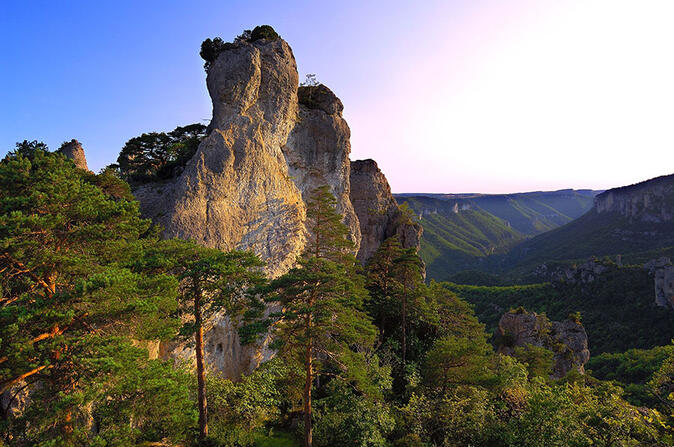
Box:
1, 141, 673, 446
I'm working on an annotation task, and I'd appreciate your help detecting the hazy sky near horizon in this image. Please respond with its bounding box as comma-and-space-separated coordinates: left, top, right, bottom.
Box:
2, 0, 673, 193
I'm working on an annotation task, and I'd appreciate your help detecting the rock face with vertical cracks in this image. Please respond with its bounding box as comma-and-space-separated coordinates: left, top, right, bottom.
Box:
135, 37, 306, 280
131, 33, 421, 379
282, 85, 361, 249
349, 159, 422, 263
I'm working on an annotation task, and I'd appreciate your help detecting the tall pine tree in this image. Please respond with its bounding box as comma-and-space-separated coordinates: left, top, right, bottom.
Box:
244, 186, 376, 447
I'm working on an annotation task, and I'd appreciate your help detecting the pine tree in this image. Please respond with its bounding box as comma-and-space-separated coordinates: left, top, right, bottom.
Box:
244, 186, 376, 447
0, 145, 180, 442
136, 240, 265, 441
365, 237, 425, 367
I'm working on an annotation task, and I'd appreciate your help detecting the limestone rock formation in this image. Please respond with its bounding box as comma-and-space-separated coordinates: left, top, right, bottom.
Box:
350, 159, 422, 263
282, 84, 361, 249
655, 265, 674, 309
594, 173, 674, 223
134, 37, 306, 280
58, 139, 90, 171
533, 258, 611, 284
127, 32, 421, 380
497, 310, 590, 379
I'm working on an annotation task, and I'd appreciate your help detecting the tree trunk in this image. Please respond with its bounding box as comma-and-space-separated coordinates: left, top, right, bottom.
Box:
195, 291, 208, 440
402, 294, 407, 366
303, 338, 313, 447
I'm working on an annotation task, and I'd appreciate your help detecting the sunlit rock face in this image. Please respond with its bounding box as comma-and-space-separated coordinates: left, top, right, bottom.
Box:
283, 84, 361, 250
350, 159, 422, 264
58, 139, 90, 171
135, 37, 306, 279
130, 33, 421, 380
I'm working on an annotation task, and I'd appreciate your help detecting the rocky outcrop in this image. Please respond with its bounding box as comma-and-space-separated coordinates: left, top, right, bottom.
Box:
655, 265, 674, 309
350, 159, 422, 263
135, 36, 305, 280
128, 31, 421, 380
282, 84, 360, 249
497, 310, 590, 379
132, 35, 306, 380
594, 173, 674, 223
58, 139, 90, 171
533, 258, 611, 284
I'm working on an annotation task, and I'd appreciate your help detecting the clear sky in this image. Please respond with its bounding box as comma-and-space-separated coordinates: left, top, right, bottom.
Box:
2, 0, 673, 193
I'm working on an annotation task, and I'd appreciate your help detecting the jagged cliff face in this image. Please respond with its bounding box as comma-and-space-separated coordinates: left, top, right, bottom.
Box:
497, 310, 590, 379
595, 174, 674, 223
350, 159, 422, 263
129, 34, 420, 379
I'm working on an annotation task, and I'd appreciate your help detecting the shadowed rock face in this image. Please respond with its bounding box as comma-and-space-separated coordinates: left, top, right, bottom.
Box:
594, 173, 674, 223
58, 139, 90, 171
350, 159, 422, 263
497, 310, 590, 379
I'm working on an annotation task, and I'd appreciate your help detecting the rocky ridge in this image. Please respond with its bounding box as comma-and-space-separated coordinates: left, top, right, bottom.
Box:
594, 173, 674, 223
350, 159, 422, 263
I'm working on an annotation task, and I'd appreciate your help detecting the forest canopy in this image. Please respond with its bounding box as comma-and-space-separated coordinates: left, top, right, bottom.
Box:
1, 142, 672, 446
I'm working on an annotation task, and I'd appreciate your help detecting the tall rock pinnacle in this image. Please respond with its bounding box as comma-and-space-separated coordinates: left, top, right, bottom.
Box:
58, 139, 90, 171
131, 29, 422, 379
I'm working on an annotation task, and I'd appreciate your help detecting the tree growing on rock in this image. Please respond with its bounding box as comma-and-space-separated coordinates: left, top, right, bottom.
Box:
115, 123, 207, 184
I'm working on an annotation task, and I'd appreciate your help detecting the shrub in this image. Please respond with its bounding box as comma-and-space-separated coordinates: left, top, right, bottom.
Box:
250, 25, 279, 42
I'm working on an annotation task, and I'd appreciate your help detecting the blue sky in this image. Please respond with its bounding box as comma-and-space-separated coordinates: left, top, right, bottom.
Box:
2, 1, 674, 193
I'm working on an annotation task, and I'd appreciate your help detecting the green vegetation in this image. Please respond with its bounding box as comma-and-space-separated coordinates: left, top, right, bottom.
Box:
506, 209, 674, 271
443, 264, 674, 354
588, 344, 674, 407
2, 142, 672, 446
400, 190, 598, 280
115, 123, 207, 184
200, 25, 280, 70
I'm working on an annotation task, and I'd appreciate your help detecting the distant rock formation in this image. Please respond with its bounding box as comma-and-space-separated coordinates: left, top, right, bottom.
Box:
125, 31, 421, 379
497, 310, 590, 379
350, 159, 422, 263
595, 173, 674, 223
58, 139, 90, 171
534, 258, 610, 284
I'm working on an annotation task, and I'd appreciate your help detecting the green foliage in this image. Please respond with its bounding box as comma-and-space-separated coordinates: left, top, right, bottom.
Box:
200, 37, 231, 68
205, 359, 289, 446
116, 123, 207, 184
313, 381, 394, 447
512, 344, 555, 379
250, 25, 280, 42
648, 346, 674, 428
443, 267, 674, 354
423, 335, 494, 391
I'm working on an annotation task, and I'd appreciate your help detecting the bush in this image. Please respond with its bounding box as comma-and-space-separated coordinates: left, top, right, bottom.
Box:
200, 26, 279, 70
250, 25, 279, 42
116, 123, 207, 184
